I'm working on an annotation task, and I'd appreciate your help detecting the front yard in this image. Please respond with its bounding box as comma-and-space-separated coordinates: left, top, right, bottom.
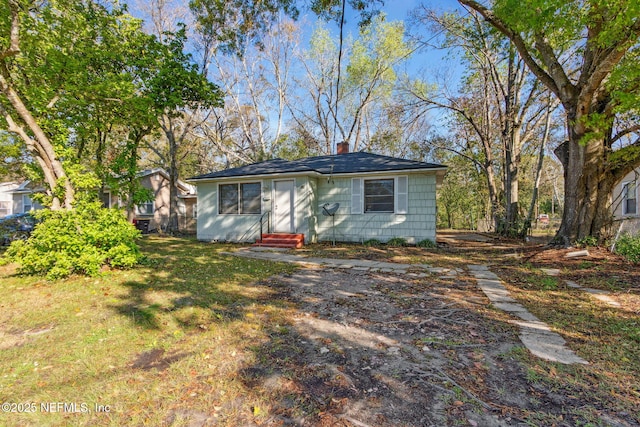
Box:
0, 235, 638, 426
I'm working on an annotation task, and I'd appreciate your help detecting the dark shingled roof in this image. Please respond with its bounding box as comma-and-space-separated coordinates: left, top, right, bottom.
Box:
189, 152, 446, 180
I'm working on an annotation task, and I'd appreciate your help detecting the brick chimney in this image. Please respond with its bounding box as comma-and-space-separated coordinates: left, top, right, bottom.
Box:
336, 142, 349, 154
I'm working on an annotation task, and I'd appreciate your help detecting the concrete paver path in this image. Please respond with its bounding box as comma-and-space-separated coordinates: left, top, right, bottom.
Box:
227, 247, 461, 277
541, 268, 621, 308
468, 265, 588, 365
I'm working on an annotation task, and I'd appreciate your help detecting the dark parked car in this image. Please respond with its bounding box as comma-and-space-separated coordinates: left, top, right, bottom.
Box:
0, 213, 37, 245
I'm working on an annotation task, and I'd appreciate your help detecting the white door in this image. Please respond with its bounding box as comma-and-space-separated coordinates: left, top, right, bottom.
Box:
273, 180, 294, 233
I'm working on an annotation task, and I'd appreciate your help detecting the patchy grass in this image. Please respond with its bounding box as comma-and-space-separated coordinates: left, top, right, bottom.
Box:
1, 232, 639, 425
0, 236, 296, 426
492, 261, 640, 422
298, 233, 640, 423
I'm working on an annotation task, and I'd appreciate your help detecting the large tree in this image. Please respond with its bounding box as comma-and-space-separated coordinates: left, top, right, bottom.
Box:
0, 0, 157, 209
458, 0, 640, 244
410, 6, 557, 236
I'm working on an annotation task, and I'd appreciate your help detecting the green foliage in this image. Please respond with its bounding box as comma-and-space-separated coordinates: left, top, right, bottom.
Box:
346, 14, 411, 98
363, 238, 382, 247
417, 239, 437, 248
0, 132, 24, 179
5, 203, 142, 279
386, 237, 408, 247
615, 234, 640, 264
575, 235, 599, 248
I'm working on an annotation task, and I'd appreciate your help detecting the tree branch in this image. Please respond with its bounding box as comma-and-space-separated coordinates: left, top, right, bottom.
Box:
458, 0, 563, 99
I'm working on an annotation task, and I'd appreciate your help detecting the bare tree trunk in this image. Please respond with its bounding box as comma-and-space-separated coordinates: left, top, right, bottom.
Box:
522, 98, 554, 236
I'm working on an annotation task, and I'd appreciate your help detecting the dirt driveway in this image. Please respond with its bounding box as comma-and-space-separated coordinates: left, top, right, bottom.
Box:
243, 258, 635, 427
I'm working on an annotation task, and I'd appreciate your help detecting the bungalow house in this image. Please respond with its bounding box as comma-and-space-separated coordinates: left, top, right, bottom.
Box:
189, 145, 447, 246
613, 168, 639, 236
102, 168, 197, 234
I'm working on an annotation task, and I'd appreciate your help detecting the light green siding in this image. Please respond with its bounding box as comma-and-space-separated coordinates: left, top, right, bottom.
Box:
196, 180, 265, 242
316, 173, 437, 244
196, 172, 438, 244
197, 176, 317, 243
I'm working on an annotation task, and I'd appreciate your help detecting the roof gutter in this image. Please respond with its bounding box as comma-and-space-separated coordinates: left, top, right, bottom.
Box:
187, 170, 323, 184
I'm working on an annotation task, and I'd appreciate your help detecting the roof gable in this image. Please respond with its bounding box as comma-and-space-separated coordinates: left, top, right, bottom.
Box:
189, 152, 446, 181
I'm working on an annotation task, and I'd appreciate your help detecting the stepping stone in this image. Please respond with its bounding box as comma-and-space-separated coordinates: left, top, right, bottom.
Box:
541, 268, 561, 276
467, 264, 588, 365
565, 280, 582, 289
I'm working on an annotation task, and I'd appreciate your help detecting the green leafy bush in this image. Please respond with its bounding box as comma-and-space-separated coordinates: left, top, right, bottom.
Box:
387, 237, 408, 247
615, 234, 640, 264
363, 238, 382, 247
5, 203, 142, 279
417, 239, 437, 248
576, 235, 598, 248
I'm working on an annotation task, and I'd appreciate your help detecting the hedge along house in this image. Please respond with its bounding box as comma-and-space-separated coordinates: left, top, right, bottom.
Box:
189, 145, 447, 246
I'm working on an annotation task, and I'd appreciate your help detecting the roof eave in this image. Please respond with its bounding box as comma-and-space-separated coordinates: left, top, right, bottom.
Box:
188, 166, 448, 184
187, 170, 323, 183
327, 166, 448, 178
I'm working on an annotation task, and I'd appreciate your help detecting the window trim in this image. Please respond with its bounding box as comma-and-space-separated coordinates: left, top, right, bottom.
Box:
351, 176, 408, 215
0, 200, 10, 217
136, 201, 155, 216
22, 195, 32, 213
622, 181, 638, 216
218, 181, 262, 215
364, 178, 395, 213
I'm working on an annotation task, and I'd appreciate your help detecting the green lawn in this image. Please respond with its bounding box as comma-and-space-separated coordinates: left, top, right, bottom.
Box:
0, 236, 296, 426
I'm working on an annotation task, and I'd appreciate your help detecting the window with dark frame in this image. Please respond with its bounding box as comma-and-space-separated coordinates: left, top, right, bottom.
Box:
623, 182, 637, 215
364, 179, 394, 213
219, 182, 261, 215
137, 201, 154, 215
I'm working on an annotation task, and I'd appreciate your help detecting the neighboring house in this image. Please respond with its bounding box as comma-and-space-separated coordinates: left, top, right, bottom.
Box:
102, 169, 197, 233
189, 146, 447, 245
0, 182, 19, 217
1, 169, 197, 233
0, 181, 43, 217
613, 168, 640, 236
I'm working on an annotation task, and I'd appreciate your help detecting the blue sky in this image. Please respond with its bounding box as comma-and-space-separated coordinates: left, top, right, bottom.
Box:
305, 0, 467, 86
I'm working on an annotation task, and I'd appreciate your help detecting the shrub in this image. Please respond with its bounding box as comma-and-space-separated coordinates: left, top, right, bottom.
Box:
387, 237, 408, 247
363, 238, 382, 247
5, 203, 142, 279
615, 234, 640, 264
417, 239, 437, 248
575, 235, 598, 248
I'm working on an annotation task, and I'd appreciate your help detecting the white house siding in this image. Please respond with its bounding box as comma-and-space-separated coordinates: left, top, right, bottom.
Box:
307, 178, 319, 243
288, 176, 311, 241
0, 183, 18, 217
11, 193, 43, 214
316, 173, 437, 244
613, 168, 640, 237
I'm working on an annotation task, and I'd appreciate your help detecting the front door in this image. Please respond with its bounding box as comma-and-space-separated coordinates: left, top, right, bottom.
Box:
273, 180, 294, 233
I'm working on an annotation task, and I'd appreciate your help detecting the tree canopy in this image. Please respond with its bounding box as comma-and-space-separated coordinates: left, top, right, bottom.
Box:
459, 0, 640, 243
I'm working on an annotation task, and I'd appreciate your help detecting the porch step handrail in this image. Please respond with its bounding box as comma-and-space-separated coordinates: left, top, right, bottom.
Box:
259, 211, 271, 242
